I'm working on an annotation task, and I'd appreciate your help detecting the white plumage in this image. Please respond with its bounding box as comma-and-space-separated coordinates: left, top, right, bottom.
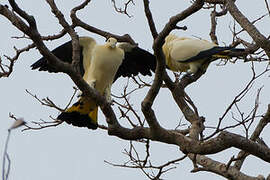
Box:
86, 37, 124, 101
162, 34, 243, 74
56, 37, 124, 129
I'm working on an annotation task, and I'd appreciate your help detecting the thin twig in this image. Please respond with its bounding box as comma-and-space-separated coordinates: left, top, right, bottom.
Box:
111, 0, 134, 18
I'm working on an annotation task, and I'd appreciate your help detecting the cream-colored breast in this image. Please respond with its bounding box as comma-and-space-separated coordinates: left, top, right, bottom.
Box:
86, 45, 124, 93
163, 40, 189, 72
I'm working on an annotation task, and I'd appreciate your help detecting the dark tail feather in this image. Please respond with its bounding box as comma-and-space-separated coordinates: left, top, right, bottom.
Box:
183, 47, 232, 62
227, 48, 245, 52
58, 110, 98, 130
183, 46, 245, 63
57, 97, 98, 130
216, 48, 245, 57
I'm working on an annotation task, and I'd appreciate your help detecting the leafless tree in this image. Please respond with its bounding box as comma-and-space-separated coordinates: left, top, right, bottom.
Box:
1, 0, 270, 179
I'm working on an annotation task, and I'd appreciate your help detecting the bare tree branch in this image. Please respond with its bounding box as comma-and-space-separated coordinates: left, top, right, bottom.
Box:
205, 65, 269, 140
225, 0, 270, 57
111, 0, 134, 18
70, 0, 137, 45
143, 0, 158, 39
190, 154, 264, 180
234, 104, 270, 170
1, 0, 270, 179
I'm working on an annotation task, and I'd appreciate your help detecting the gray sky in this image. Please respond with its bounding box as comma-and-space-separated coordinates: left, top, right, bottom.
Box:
1, 0, 270, 179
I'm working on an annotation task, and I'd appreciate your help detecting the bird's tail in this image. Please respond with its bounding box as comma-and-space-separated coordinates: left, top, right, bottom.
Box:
57, 96, 98, 129
212, 47, 245, 59
183, 47, 245, 63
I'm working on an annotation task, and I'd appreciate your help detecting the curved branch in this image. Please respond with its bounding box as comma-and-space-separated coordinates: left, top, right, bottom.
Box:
191, 154, 264, 180
234, 104, 270, 169
9, 0, 37, 28
46, 0, 81, 73
143, 0, 158, 39
225, 0, 270, 57
141, 0, 205, 143
70, 2, 136, 45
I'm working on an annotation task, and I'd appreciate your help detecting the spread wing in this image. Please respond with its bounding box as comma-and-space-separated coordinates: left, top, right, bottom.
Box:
31, 40, 157, 82
31, 40, 85, 76
114, 44, 156, 82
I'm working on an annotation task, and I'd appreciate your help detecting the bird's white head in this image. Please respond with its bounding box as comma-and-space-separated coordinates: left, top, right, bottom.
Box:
106, 37, 117, 49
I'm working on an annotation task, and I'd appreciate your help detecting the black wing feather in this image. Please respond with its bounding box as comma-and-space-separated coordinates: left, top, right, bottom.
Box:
31, 40, 85, 76
114, 46, 156, 81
